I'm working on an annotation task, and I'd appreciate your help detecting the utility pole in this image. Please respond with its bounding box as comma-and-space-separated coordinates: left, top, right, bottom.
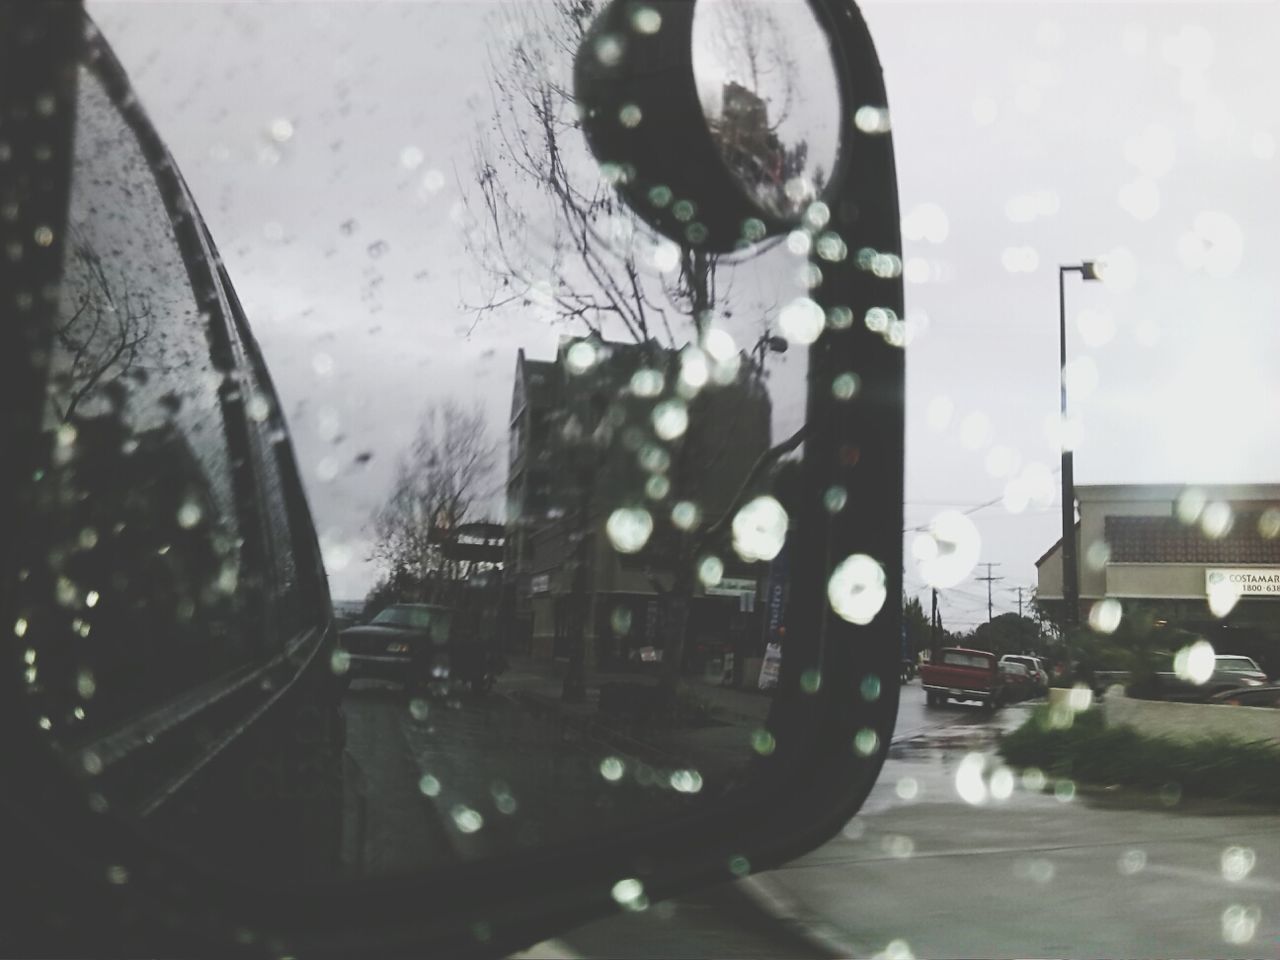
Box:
929, 587, 939, 655
1015, 585, 1024, 619
975, 562, 1004, 623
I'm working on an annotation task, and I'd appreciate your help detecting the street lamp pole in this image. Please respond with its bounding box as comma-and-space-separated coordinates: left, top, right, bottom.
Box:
1057, 261, 1101, 629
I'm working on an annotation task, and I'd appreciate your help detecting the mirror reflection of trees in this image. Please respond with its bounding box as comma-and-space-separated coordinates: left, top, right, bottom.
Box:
693, 0, 840, 219
49, 232, 155, 422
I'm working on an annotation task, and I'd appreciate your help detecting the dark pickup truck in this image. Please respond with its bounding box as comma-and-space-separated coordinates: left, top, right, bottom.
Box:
921, 647, 1005, 710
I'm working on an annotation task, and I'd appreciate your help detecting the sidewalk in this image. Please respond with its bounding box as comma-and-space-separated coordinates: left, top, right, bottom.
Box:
499, 655, 772, 780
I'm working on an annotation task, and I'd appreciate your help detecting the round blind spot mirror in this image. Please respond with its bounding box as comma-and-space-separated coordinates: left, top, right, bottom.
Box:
692, 0, 842, 222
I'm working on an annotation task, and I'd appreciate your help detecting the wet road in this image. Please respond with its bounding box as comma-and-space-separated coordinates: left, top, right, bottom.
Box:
535, 685, 1280, 959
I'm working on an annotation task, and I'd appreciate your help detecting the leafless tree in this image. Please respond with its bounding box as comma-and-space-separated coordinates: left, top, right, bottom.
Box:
463, 0, 734, 345
50, 234, 155, 422
370, 401, 498, 604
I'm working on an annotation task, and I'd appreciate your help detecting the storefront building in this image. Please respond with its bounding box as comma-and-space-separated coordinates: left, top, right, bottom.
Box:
1036, 484, 1280, 673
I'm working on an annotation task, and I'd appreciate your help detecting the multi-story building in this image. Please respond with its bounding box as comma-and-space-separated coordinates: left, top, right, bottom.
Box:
506, 336, 775, 673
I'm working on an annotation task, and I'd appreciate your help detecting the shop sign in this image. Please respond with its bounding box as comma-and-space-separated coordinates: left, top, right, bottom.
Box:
1206, 568, 1280, 597
706, 577, 756, 598
530, 573, 550, 594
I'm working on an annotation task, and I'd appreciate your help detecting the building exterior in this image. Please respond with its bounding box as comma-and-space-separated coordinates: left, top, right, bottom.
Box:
505, 336, 775, 674
1036, 484, 1280, 672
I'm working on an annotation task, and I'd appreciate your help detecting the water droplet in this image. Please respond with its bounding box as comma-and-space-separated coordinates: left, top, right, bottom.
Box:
671, 501, 701, 531
1221, 846, 1256, 883
606, 508, 653, 554
106, 865, 129, 885
599, 757, 625, 782
366, 240, 389, 259
824, 487, 848, 514
698, 555, 724, 588
1088, 598, 1122, 634
630, 368, 664, 397
896, 777, 919, 800
269, 117, 294, 143
800, 669, 822, 694
451, 805, 484, 834
652, 400, 688, 441
630, 6, 661, 33
853, 728, 879, 757
678, 345, 709, 392
82, 750, 103, 776
728, 855, 750, 877
913, 512, 980, 588
14, 617, 28, 638
832, 373, 859, 400
418, 774, 441, 797
618, 104, 642, 128
779, 297, 825, 345
1221, 905, 1260, 945
828, 555, 887, 625
854, 105, 891, 134
595, 34, 625, 67
751, 729, 776, 756
329, 650, 351, 676
611, 877, 647, 911
989, 767, 1015, 800
860, 674, 881, 702
566, 340, 598, 375
176, 500, 203, 530
732, 497, 788, 562
1117, 848, 1146, 875
1054, 780, 1076, 803
1174, 639, 1215, 682
400, 145, 424, 169
645, 475, 670, 500
34, 225, 53, 247
955, 754, 988, 805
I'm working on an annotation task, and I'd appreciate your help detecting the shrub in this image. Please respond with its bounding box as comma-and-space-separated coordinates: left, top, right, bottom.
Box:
999, 705, 1280, 806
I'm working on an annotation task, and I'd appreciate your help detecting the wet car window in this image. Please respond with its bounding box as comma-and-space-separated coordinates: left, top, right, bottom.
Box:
23, 64, 253, 741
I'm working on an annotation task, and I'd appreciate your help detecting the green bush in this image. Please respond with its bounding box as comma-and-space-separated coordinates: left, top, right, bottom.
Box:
999, 706, 1280, 806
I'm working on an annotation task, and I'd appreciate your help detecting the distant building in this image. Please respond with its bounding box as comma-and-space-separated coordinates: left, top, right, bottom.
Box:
506, 336, 774, 672
1036, 484, 1280, 671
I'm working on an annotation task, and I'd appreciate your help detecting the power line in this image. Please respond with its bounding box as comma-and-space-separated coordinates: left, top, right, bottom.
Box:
975, 562, 1004, 623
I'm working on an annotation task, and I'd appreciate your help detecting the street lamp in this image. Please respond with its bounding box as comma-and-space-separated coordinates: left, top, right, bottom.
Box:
1057, 260, 1101, 628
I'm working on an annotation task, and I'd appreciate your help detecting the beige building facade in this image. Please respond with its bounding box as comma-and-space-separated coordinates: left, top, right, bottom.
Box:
1037, 484, 1280, 673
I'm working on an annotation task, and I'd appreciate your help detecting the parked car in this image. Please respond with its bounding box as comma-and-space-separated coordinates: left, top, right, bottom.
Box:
921, 647, 1006, 710
339, 603, 506, 694
999, 654, 1049, 694
997, 661, 1036, 703
338, 603, 450, 690
1207, 685, 1280, 708
1146, 653, 1269, 702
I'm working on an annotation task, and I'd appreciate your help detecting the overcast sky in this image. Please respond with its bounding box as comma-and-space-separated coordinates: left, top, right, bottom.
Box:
88, 1, 1280, 630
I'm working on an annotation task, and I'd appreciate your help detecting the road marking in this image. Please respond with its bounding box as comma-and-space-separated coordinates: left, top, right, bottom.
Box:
1144, 862, 1280, 894
508, 939, 583, 959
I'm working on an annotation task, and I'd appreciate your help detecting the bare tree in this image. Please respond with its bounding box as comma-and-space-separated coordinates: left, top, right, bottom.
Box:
463, 0, 729, 345
50, 233, 155, 422
370, 401, 498, 605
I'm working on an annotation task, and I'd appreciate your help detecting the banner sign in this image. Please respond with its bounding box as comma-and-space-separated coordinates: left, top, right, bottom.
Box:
1206, 568, 1280, 597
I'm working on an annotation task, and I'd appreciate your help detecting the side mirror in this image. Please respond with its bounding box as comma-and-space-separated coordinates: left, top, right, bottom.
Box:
3, 1, 904, 955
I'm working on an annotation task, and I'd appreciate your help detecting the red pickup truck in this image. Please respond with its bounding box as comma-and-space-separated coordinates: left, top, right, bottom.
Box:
921, 647, 1004, 710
